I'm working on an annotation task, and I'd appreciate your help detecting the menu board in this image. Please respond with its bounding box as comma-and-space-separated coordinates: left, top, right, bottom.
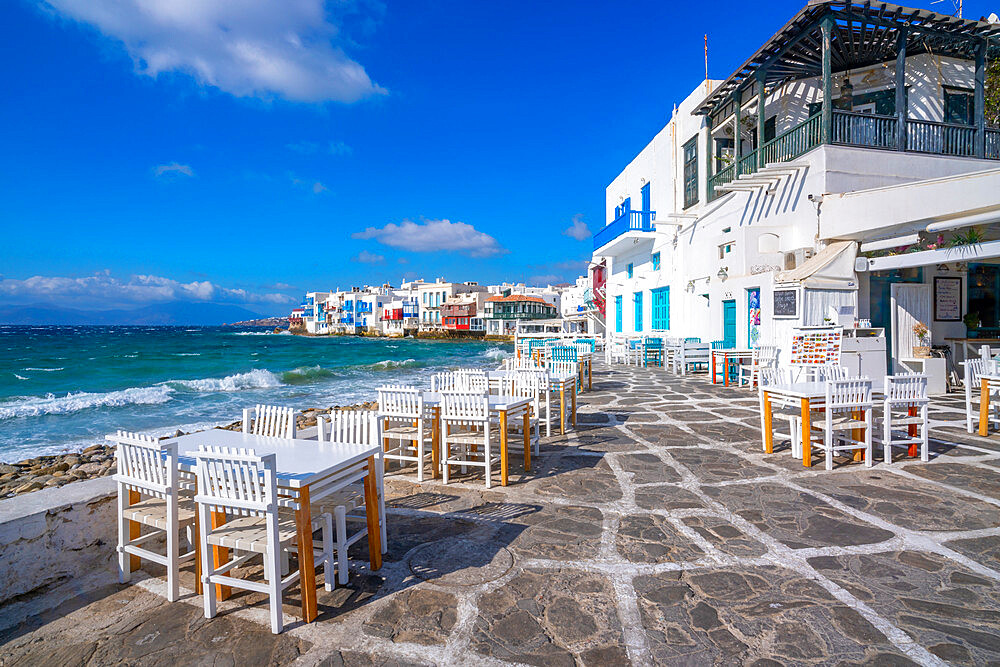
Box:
773, 289, 798, 318
934, 276, 961, 322
789, 328, 843, 366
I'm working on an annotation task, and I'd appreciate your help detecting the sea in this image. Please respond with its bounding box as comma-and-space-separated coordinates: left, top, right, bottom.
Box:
0, 326, 512, 463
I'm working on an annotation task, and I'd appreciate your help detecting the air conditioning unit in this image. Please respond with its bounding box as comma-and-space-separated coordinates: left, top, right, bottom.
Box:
783, 247, 815, 270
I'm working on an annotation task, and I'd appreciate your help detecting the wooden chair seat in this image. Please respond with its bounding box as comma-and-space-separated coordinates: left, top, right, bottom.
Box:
206, 511, 325, 555
311, 485, 365, 515
122, 496, 196, 530
812, 415, 869, 431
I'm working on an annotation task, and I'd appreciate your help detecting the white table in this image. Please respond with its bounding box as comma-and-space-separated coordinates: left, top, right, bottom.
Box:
161, 429, 382, 623
761, 381, 884, 468
711, 349, 753, 386
486, 371, 577, 436
422, 392, 532, 486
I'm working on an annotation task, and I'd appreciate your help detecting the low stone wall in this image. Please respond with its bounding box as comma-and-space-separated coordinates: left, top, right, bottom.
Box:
0, 476, 117, 606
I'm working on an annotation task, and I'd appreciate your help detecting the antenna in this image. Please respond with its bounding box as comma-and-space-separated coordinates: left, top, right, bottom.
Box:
930, 0, 962, 18
704, 34, 709, 84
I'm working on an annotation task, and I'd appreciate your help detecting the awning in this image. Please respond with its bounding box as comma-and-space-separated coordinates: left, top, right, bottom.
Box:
775, 240, 858, 289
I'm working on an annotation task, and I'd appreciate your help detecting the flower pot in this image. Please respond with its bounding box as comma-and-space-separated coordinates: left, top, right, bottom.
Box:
912, 346, 931, 358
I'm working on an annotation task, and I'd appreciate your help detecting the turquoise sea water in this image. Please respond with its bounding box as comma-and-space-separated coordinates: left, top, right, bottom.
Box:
0, 326, 512, 462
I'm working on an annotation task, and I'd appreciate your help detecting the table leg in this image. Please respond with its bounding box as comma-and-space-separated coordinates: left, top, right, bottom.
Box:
852, 410, 864, 462
980, 378, 990, 437
763, 392, 774, 454
907, 406, 919, 457
363, 457, 382, 570
522, 408, 531, 472
587, 359, 592, 390
128, 489, 141, 573
499, 410, 509, 487
712, 354, 718, 384
571, 384, 577, 428
211, 510, 232, 600
295, 485, 317, 623
559, 386, 566, 435
801, 398, 812, 467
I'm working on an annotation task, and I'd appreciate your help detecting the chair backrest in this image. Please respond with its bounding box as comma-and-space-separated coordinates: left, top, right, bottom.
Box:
684, 337, 701, 343
758, 367, 789, 387
377, 385, 423, 419
549, 346, 578, 362
111, 430, 177, 498
498, 372, 545, 401
248, 404, 296, 439
432, 370, 488, 392
502, 357, 544, 371
194, 446, 278, 516
825, 377, 873, 410
710, 340, 725, 349
440, 390, 490, 423
965, 358, 988, 389
321, 409, 379, 445
547, 359, 577, 378
885, 373, 928, 405
757, 344, 779, 366
814, 365, 848, 382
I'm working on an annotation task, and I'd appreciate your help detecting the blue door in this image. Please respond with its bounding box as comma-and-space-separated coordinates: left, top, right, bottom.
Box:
722, 300, 737, 349
640, 182, 651, 225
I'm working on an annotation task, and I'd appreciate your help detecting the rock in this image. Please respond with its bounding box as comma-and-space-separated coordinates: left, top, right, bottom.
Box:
82, 445, 103, 454
15, 481, 42, 494
0, 464, 18, 474
77, 462, 103, 475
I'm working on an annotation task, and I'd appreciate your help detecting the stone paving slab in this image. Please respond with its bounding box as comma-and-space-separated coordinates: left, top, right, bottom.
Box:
5, 360, 1000, 666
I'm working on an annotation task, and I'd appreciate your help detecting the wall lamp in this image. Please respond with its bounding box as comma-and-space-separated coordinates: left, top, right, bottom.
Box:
717, 267, 729, 281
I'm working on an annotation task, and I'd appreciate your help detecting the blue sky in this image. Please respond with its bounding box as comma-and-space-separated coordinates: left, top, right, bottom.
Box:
0, 0, 991, 315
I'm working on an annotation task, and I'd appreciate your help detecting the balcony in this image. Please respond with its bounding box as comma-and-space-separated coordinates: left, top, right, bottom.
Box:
709, 112, 1000, 201
593, 209, 656, 252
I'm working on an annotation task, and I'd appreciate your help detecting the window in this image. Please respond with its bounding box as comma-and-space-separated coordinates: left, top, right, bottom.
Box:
652, 252, 660, 271
714, 137, 734, 173
634, 291, 643, 332
944, 87, 974, 126
627, 263, 633, 279
652, 287, 670, 330
683, 137, 699, 208
615, 296, 623, 333
719, 243, 734, 259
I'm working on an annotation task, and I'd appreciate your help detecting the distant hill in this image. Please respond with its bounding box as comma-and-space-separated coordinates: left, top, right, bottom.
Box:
0, 302, 268, 326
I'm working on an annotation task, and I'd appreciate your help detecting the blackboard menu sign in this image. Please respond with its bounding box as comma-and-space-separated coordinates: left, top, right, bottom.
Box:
773, 289, 799, 318
934, 276, 961, 322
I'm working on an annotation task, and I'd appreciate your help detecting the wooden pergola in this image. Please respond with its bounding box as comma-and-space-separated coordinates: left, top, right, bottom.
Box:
696, 0, 1000, 168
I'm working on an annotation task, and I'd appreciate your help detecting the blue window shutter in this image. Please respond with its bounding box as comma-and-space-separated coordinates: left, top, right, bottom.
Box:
641, 182, 650, 211
615, 296, 623, 333
634, 291, 643, 332
627, 263, 633, 279
652, 252, 660, 271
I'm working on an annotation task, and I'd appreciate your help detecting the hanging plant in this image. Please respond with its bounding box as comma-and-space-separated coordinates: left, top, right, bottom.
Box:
950, 227, 985, 248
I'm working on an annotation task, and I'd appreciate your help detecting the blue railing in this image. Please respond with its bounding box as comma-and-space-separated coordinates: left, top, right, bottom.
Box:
356, 302, 373, 313
593, 209, 656, 251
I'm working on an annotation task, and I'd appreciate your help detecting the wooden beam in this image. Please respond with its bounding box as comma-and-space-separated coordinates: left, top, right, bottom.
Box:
895, 28, 908, 151
734, 91, 742, 167
822, 16, 833, 144
757, 70, 767, 152
975, 40, 986, 158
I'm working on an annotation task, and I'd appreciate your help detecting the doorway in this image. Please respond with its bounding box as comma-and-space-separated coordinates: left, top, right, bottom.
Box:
723, 300, 737, 349
890, 283, 931, 372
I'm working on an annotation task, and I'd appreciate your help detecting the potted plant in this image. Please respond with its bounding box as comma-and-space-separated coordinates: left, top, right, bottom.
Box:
912, 322, 931, 358
964, 312, 981, 330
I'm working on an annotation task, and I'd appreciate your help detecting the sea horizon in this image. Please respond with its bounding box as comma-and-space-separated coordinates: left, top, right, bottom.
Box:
0, 324, 511, 463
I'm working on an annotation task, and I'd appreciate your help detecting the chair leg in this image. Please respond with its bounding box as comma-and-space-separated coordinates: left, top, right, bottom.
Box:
825, 429, 834, 471
883, 410, 892, 464
265, 518, 283, 634
335, 505, 348, 586
921, 404, 930, 462
416, 428, 424, 483
166, 502, 179, 602
117, 487, 130, 584
484, 435, 492, 490
864, 409, 873, 467
199, 506, 217, 620
323, 513, 334, 592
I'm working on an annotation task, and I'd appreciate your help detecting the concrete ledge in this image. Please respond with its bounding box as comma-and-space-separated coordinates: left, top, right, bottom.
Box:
0, 476, 117, 605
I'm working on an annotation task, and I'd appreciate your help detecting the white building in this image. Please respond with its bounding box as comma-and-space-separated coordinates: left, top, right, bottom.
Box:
414, 278, 490, 331
594, 0, 1000, 370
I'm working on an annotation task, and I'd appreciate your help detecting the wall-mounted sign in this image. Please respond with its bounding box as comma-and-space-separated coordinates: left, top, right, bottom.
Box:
934, 276, 961, 322
789, 328, 843, 366
773, 288, 799, 318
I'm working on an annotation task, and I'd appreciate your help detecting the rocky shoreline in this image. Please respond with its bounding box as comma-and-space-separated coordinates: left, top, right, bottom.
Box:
0, 403, 376, 499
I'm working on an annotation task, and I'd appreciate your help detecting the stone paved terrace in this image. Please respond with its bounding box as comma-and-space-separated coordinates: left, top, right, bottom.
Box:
4, 361, 1000, 666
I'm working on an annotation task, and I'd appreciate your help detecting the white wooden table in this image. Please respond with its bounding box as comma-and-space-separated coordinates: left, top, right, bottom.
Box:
161, 429, 382, 623
485, 370, 578, 436
422, 392, 532, 485
760, 381, 884, 468
977, 374, 1000, 436
711, 349, 753, 386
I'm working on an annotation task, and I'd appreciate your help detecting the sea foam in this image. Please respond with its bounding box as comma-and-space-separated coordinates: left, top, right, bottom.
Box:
0, 385, 174, 420
169, 369, 283, 392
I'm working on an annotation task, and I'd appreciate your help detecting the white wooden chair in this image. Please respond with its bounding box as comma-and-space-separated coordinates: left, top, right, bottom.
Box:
431, 370, 488, 392
495, 372, 543, 455
313, 409, 386, 585
880, 373, 930, 463
501, 357, 544, 372
194, 446, 333, 634
377, 385, 432, 481
757, 368, 801, 456
964, 359, 1000, 434
740, 344, 779, 387
112, 430, 198, 602
675, 342, 711, 375
607, 339, 628, 364
440, 390, 499, 488
808, 378, 874, 471
242, 404, 296, 439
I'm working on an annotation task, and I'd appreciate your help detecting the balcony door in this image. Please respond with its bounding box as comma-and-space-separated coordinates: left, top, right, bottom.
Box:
722, 300, 737, 349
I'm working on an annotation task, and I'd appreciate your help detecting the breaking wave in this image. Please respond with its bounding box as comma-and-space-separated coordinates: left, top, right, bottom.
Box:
168, 369, 283, 392
24, 367, 64, 372
483, 347, 511, 361
369, 358, 421, 370
0, 385, 175, 420
281, 365, 337, 384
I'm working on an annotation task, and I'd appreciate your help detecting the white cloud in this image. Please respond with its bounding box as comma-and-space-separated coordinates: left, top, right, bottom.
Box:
153, 162, 194, 178
0, 272, 295, 309
563, 214, 590, 241
352, 218, 507, 258
352, 250, 384, 264
41, 0, 386, 104
328, 141, 352, 156
290, 175, 328, 194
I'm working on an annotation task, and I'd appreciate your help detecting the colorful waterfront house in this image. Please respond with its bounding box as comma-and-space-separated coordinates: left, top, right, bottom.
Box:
483, 294, 559, 336
594, 0, 1000, 371
415, 278, 490, 332
442, 292, 488, 334
302, 291, 331, 334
